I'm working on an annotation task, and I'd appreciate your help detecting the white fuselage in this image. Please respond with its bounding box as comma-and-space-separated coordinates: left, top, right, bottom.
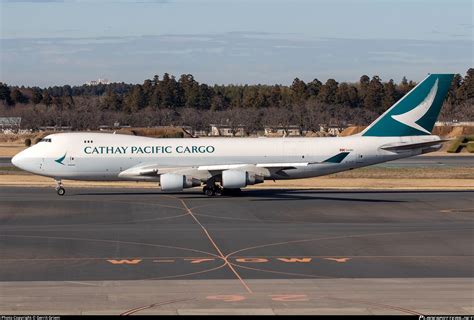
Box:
12, 132, 441, 182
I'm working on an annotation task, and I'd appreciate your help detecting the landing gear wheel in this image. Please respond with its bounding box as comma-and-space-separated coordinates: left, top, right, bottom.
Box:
55, 179, 65, 196
214, 187, 223, 197
57, 187, 66, 196
204, 187, 215, 197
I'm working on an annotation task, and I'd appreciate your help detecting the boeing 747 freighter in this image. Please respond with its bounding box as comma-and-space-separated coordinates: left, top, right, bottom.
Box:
12, 74, 454, 196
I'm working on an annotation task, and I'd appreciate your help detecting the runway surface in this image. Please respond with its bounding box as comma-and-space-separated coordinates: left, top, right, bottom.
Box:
1, 186, 473, 314
1, 187, 473, 282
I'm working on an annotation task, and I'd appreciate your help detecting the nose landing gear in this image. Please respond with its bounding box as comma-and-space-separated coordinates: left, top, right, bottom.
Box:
55, 180, 66, 196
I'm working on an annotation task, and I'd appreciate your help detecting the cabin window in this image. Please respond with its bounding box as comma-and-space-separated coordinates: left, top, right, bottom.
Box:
39, 138, 51, 142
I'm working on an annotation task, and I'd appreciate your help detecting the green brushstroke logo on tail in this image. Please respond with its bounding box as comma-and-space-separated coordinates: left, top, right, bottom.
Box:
362, 74, 454, 137
55, 153, 66, 165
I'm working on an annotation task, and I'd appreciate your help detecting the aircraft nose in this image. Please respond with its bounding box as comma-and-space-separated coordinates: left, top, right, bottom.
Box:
11, 150, 27, 170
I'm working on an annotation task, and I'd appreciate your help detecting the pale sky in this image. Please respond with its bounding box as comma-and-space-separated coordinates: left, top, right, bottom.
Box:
1, 0, 473, 87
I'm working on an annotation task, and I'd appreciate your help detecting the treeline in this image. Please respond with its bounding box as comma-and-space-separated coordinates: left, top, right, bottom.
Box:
0, 68, 473, 131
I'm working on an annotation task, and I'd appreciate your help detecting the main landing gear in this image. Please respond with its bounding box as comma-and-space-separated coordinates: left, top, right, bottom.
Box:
203, 185, 223, 197
55, 180, 66, 196
202, 180, 241, 197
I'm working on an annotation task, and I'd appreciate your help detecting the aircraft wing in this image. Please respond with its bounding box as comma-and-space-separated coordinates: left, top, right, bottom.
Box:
198, 152, 350, 174
118, 152, 351, 181
118, 164, 209, 180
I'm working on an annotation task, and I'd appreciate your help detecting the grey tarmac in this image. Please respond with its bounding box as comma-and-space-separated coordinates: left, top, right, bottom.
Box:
0, 187, 473, 314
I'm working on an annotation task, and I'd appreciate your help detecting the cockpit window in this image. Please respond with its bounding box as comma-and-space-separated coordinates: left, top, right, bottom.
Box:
39, 138, 52, 142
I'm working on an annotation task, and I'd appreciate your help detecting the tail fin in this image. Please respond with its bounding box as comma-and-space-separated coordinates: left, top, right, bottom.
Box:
361, 74, 454, 137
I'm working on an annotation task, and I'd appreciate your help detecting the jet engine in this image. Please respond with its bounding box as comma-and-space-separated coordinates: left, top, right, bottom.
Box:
160, 173, 201, 191
221, 170, 264, 189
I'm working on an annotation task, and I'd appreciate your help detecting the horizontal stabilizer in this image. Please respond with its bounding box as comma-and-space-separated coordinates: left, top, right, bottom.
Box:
380, 139, 449, 151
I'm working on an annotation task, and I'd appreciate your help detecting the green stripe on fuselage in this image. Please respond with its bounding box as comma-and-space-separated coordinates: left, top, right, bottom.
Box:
323, 152, 350, 163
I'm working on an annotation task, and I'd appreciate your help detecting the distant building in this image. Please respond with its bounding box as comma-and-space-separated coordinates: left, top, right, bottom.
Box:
435, 121, 474, 127
319, 124, 347, 136
210, 124, 246, 137
0, 117, 21, 132
180, 126, 209, 137
264, 125, 301, 136
38, 126, 72, 132
86, 78, 110, 86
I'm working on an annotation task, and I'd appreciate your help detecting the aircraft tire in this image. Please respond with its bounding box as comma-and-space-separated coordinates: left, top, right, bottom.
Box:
204, 187, 215, 197
214, 187, 223, 197
57, 187, 66, 196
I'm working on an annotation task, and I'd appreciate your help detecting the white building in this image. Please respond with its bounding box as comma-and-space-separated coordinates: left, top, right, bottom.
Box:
210, 124, 246, 137
0, 117, 21, 132
86, 78, 111, 86
319, 124, 347, 136
180, 126, 209, 137
264, 125, 301, 137
435, 121, 474, 127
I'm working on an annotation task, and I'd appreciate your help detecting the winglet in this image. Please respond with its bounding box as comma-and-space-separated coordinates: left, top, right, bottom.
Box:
323, 152, 350, 163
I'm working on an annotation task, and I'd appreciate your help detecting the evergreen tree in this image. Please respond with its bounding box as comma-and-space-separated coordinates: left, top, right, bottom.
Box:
290, 78, 308, 103
268, 85, 282, 108
335, 83, 358, 107
179, 74, 200, 108
0, 82, 13, 106
446, 74, 463, 105
358, 75, 370, 101
364, 76, 384, 112
198, 84, 213, 110
457, 68, 474, 100
42, 91, 52, 106
152, 75, 160, 86
382, 79, 398, 109
318, 79, 338, 104
398, 77, 410, 97
11, 88, 29, 104
160, 73, 182, 108
150, 86, 162, 110
103, 89, 122, 111
31, 87, 43, 105
307, 78, 322, 98
142, 79, 154, 107
124, 85, 146, 113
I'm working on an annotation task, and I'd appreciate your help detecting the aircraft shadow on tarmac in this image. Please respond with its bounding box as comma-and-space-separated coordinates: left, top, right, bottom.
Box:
70, 188, 431, 203
73, 188, 473, 203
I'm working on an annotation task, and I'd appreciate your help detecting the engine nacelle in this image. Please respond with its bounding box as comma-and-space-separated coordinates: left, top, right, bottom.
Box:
160, 173, 201, 191
221, 170, 264, 189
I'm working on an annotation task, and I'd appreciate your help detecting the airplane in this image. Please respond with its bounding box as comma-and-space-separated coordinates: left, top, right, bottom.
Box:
12, 73, 454, 197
